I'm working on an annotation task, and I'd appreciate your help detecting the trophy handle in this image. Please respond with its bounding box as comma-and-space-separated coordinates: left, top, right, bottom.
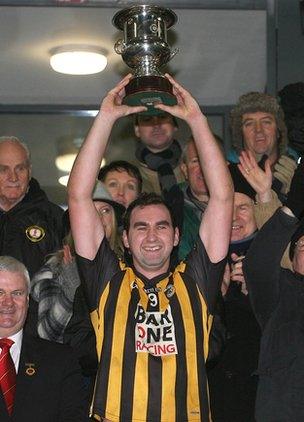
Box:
169, 48, 179, 62
114, 39, 125, 55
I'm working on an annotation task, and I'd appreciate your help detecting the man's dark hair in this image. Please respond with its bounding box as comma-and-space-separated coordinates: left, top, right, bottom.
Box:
98, 160, 143, 193
123, 192, 177, 233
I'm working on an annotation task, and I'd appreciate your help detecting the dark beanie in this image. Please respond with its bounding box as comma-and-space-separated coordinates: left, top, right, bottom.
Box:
228, 163, 256, 200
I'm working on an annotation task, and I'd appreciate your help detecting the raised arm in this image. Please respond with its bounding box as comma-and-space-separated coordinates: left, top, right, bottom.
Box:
67, 75, 146, 259
244, 160, 304, 328
155, 74, 233, 262
243, 208, 297, 328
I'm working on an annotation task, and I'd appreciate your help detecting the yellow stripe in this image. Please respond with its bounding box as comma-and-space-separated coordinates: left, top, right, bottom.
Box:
174, 271, 201, 420
90, 283, 110, 360
198, 289, 212, 362
131, 352, 149, 420
161, 354, 176, 421
105, 272, 131, 419
199, 289, 213, 422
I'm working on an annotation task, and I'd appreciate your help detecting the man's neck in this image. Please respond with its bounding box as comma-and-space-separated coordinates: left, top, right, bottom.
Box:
133, 261, 170, 281
255, 150, 278, 167
190, 189, 209, 203
145, 141, 174, 154
0, 196, 24, 212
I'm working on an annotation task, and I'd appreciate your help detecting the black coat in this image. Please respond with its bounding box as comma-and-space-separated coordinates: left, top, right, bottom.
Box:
0, 178, 63, 277
208, 286, 260, 422
244, 209, 304, 422
0, 334, 87, 422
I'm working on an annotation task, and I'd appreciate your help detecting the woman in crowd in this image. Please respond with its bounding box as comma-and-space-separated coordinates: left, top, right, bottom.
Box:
31, 181, 125, 343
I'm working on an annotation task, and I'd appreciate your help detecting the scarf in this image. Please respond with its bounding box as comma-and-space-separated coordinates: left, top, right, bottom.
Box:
31, 257, 81, 343
135, 140, 182, 193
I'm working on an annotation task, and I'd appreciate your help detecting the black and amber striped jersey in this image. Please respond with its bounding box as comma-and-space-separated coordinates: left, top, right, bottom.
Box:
77, 238, 225, 422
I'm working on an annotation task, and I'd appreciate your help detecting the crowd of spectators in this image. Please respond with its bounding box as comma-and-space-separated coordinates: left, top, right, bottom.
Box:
1, 75, 304, 422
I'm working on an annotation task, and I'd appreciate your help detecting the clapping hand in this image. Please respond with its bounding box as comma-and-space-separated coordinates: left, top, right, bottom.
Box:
230, 253, 248, 295
238, 150, 272, 202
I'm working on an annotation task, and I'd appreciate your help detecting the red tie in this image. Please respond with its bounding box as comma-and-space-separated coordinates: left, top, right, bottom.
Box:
0, 338, 16, 416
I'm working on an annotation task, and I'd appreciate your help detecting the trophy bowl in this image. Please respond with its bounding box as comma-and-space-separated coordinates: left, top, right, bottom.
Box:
113, 4, 178, 115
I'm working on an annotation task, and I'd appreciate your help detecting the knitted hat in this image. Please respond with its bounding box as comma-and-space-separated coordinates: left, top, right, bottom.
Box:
228, 163, 256, 200
93, 181, 126, 226
230, 92, 288, 156
278, 82, 304, 116
278, 82, 304, 155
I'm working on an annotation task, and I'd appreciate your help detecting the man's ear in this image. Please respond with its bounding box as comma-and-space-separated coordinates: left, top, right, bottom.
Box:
180, 162, 188, 180
134, 125, 140, 138
122, 230, 130, 249
173, 227, 179, 247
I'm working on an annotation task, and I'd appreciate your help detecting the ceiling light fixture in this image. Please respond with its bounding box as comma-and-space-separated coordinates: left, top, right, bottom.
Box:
55, 153, 77, 172
50, 45, 108, 75
57, 158, 106, 187
58, 175, 70, 187
56, 153, 106, 173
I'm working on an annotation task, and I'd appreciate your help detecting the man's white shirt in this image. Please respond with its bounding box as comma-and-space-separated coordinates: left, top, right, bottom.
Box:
0, 329, 23, 372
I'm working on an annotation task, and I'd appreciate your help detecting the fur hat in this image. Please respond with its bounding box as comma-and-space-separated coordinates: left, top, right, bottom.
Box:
230, 92, 288, 156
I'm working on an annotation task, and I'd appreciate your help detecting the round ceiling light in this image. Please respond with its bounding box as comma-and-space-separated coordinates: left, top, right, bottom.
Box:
50, 45, 108, 75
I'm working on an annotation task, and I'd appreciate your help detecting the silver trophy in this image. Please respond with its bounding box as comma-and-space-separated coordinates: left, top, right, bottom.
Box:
113, 4, 178, 115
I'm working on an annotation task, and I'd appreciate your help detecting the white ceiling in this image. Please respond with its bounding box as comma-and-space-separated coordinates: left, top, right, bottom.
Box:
0, 6, 266, 106
0, 4, 267, 204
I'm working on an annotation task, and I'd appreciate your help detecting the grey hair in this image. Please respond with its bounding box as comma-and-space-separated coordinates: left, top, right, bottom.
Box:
181, 133, 225, 164
0, 136, 31, 163
0, 256, 30, 293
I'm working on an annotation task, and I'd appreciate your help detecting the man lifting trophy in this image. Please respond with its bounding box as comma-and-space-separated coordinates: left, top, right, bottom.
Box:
113, 4, 178, 115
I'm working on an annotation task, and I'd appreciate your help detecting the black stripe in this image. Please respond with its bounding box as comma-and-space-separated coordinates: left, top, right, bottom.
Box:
171, 293, 188, 421
93, 272, 125, 416
119, 286, 140, 420
146, 353, 162, 421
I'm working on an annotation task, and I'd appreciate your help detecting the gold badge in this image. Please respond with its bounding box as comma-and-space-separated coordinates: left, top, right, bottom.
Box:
25, 363, 36, 376
25, 225, 45, 242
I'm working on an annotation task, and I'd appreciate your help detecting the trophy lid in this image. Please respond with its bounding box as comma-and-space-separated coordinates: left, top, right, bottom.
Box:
112, 5, 178, 31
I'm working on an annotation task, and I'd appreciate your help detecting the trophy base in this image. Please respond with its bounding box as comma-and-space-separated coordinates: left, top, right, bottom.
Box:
123, 76, 177, 115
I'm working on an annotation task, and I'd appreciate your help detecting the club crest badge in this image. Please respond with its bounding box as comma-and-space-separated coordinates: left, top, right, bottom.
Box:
25, 225, 45, 242
25, 363, 36, 376
164, 284, 175, 299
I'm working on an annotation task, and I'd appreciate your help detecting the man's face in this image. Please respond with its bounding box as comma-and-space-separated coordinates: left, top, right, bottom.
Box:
242, 111, 278, 157
123, 204, 179, 278
181, 141, 208, 199
0, 141, 31, 210
134, 114, 177, 152
231, 192, 257, 241
0, 270, 29, 337
103, 169, 139, 208
292, 235, 304, 275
